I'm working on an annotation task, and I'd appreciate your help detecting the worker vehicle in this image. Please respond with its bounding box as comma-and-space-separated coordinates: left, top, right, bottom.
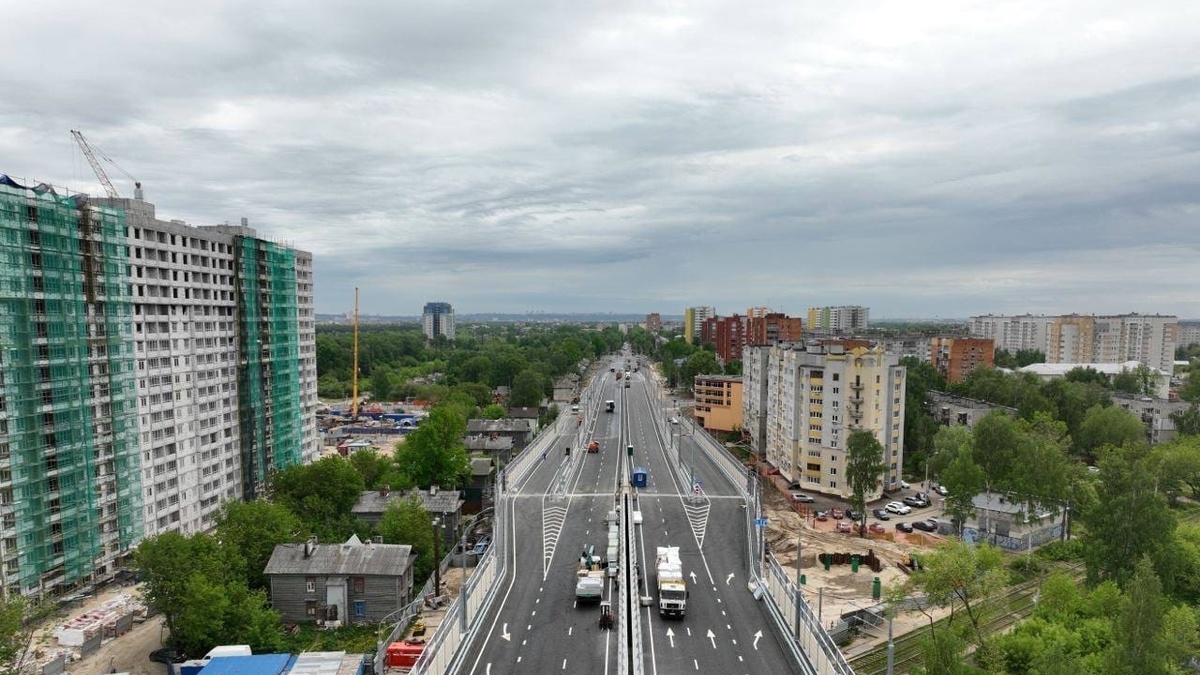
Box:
576, 546, 606, 601
605, 400, 615, 413
655, 546, 688, 617
587, 440, 600, 453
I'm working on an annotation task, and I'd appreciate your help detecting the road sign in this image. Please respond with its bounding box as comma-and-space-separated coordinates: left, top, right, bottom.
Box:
754, 517, 768, 528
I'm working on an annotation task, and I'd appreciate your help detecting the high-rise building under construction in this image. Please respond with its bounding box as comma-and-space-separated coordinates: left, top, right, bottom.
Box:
0, 175, 317, 597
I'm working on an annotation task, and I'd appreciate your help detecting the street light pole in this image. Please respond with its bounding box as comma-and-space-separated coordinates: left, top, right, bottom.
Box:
432, 517, 441, 598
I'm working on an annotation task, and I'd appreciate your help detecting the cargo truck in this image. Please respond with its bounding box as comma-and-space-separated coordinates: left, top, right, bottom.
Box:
576, 546, 605, 601
655, 546, 688, 617
605, 400, 615, 413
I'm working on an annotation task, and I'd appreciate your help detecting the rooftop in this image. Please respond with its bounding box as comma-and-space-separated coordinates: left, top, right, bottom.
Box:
264, 535, 414, 577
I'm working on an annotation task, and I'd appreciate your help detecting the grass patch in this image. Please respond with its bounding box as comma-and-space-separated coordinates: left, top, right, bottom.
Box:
277, 624, 379, 655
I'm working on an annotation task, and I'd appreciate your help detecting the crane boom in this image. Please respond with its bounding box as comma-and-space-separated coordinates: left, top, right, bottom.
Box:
71, 129, 120, 198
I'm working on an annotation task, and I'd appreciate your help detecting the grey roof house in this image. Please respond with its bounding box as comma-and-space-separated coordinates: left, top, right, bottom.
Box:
466, 418, 533, 451
351, 486, 463, 548
952, 492, 1063, 551
264, 535, 415, 626
506, 407, 540, 434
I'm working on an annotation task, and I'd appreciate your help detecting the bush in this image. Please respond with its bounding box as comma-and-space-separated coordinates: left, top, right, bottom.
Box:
1036, 539, 1084, 562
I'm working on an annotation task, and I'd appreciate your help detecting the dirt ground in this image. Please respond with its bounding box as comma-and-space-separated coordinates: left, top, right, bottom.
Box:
760, 483, 952, 656
26, 585, 166, 675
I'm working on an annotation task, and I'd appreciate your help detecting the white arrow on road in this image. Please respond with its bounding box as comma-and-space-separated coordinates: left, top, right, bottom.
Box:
500, 623, 511, 641
690, 571, 698, 583
725, 573, 734, 586
707, 629, 717, 649
753, 630, 762, 649
486, 665, 492, 675
666, 628, 675, 648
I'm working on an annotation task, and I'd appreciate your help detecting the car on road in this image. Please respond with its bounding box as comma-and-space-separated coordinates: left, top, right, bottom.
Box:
670, 417, 680, 425
815, 510, 829, 521
791, 493, 815, 503
912, 519, 939, 532
932, 484, 949, 496
150, 647, 187, 665
895, 522, 913, 533
830, 508, 844, 519
900, 480, 910, 489
903, 495, 927, 508
872, 508, 891, 521
836, 521, 853, 533
885, 501, 911, 515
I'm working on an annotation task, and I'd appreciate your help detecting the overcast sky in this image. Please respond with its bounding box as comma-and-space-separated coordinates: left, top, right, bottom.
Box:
3, 1, 1199, 318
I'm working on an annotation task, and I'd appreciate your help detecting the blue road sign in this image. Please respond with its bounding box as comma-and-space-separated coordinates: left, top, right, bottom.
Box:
755, 518, 768, 528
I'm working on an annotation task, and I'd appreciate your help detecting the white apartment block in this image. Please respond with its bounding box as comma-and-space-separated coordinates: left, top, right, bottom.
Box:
746, 342, 905, 499
973, 313, 1177, 374
807, 305, 870, 332
969, 315, 1054, 354
1180, 322, 1200, 348
107, 198, 320, 538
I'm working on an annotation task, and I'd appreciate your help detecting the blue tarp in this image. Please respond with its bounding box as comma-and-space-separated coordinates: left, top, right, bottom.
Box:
198, 654, 294, 675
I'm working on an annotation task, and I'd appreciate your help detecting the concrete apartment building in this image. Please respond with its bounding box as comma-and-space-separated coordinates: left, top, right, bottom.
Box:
422, 301, 455, 341
692, 375, 743, 433
806, 305, 869, 332
701, 315, 747, 363
970, 314, 1177, 374
644, 313, 662, 332
930, 337, 995, 383
747, 312, 803, 346
0, 176, 317, 597
1180, 322, 1200, 348
683, 306, 715, 345
744, 342, 905, 499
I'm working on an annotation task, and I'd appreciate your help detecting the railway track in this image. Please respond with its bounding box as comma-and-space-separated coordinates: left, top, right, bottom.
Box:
848, 563, 1085, 675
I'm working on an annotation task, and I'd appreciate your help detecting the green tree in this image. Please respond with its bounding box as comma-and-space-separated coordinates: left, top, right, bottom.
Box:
135, 532, 240, 648
1082, 445, 1176, 588
173, 575, 282, 657
394, 406, 471, 488
1075, 404, 1145, 461
214, 500, 303, 591
348, 449, 408, 491
1107, 557, 1168, 675
971, 411, 1020, 491
905, 540, 1008, 651
0, 595, 52, 675
481, 403, 506, 419
269, 456, 366, 541
680, 350, 720, 390
1111, 363, 1159, 397
1170, 403, 1200, 437
1159, 604, 1199, 670
846, 430, 887, 536
938, 442, 986, 536
509, 369, 545, 407
1180, 370, 1200, 403
377, 494, 437, 583
370, 365, 398, 402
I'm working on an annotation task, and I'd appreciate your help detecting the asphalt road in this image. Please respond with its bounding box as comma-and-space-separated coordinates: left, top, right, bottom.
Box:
459, 354, 805, 675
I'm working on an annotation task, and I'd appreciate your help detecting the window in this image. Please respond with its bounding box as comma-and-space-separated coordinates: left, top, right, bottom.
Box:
353, 601, 366, 618
352, 576, 365, 593
305, 601, 317, 617
305, 577, 315, 593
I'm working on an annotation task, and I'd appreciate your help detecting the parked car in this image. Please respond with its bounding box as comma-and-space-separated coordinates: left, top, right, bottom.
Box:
470, 534, 492, 555
150, 648, 187, 665
914, 492, 931, 503
846, 509, 862, 522
872, 509, 891, 521
791, 493, 815, 503
830, 508, 844, 520
885, 501, 912, 515
815, 510, 829, 521
900, 480, 910, 489
903, 495, 927, 508
933, 484, 949, 496
895, 522, 914, 533
868, 523, 886, 534
836, 521, 853, 533
912, 519, 938, 532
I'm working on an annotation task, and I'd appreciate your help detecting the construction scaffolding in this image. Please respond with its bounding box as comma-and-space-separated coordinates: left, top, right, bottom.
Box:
233, 236, 303, 497
0, 181, 142, 597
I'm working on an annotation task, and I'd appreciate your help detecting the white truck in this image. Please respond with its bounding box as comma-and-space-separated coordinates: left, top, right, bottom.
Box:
655, 546, 688, 617
576, 545, 605, 601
